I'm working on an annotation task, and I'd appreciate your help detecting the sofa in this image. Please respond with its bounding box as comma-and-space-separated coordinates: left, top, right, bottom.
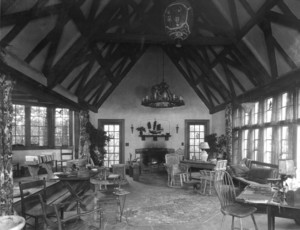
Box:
228, 158, 279, 189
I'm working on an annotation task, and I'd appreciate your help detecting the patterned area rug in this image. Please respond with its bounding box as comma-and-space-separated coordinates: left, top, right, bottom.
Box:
122, 173, 220, 227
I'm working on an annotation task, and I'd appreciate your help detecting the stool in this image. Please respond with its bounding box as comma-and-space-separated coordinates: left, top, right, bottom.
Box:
183, 180, 201, 190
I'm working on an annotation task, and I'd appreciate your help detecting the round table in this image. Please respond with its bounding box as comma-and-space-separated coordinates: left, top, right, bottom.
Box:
0, 215, 25, 230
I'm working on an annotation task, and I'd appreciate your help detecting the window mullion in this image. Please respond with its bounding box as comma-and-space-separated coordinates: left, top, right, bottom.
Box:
48, 107, 54, 148
25, 106, 31, 146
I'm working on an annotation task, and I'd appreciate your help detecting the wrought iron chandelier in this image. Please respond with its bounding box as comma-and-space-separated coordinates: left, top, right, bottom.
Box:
141, 50, 185, 108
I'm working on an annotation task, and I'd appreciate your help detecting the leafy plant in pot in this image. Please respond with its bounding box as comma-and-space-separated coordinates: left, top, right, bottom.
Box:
86, 121, 110, 166
205, 133, 227, 161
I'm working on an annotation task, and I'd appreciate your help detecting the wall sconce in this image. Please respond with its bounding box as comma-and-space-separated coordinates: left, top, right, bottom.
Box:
131, 124, 134, 134
176, 124, 179, 134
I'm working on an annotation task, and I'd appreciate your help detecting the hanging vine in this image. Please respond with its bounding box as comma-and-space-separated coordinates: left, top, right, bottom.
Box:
0, 47, 14, 215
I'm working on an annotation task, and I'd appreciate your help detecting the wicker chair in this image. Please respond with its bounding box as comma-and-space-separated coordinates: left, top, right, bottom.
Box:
164, 154, 188, 187
198, 160, 227, 195
214, 170, 258, 230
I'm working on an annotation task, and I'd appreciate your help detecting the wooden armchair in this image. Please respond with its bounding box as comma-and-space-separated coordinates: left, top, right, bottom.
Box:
19, 179, 55, 230
38, 193, 102, 230
199, 160, 228, 195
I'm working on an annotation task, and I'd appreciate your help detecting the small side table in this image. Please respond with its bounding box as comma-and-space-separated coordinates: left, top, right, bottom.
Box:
113, 188, 130, 221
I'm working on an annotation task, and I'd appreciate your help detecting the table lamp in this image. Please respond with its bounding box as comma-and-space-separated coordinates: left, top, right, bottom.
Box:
199, 142, 210, 161
278, 159, 295, 205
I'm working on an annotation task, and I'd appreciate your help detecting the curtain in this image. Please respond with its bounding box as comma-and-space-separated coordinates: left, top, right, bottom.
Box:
286, 92, 294, 122
225, 103, 232, 164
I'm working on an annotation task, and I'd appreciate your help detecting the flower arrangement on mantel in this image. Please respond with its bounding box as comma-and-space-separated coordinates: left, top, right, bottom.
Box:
136, 126, 146, 135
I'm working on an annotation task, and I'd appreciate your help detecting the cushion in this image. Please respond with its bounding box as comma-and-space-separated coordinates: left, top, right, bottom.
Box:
247, 168, 275, 184
240, 158, 252, 168
230, 164, 250, 177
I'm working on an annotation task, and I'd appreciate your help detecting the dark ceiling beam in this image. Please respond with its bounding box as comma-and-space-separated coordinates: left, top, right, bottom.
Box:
234, 42, 271, 83
277, 1, 298, 19
1, 0, 49, 46
208, 0, 280, 77
47, 0, 122, 87
0, 62, 85, 110
164, 46, 213, 111
42, 10, 69, 75
70, 59, 95, 93
226, 67, 247, 93
95, 44, 148, 108
186, 46, 231, 100
93, 33, 234, 46
240, 0, 255, 17
24, 30, 52, 63
266, 11, 300, 32
240, 0, 295, 76
1, 0, 18, 14
79, 68, 107, 99
221, 63, 236, 98
47, 37, 88, 87
211, 65, 300, 114
79, 44, 131, 98
223, 56, 258, 87
272, 37, 297, 69
87, 0, 101, 23
0, 21, 29, 47
236, 0, 281, 40
180, 47, 226, 102
0, 3, 63, 27
62, 0, 115, 81
261, 19, 278, 79
228, 0, 240, 33
87, 83, 106, 105
179, 53, 221, 106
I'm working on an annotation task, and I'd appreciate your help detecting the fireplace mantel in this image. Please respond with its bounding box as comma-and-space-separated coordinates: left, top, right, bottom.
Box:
135, 148, 175, 154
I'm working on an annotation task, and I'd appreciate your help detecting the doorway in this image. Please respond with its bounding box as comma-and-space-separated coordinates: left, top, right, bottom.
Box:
98, 119, 125, 167
185, 120, 209, 160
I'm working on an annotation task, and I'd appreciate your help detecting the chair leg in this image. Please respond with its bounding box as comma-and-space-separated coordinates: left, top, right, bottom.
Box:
35, 217, 39, 230
239, 218, 243, 230
179, 174, 183, 186
231, 216, 235, 230
220, 214, 226, 230
251, 214, 258, 230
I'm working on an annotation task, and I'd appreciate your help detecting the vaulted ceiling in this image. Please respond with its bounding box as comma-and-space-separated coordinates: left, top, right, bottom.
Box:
1, 0, 300, 113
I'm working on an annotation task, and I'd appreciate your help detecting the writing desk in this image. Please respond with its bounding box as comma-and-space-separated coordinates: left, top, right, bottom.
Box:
180, 160, 216, 178
236, 185, 300, 230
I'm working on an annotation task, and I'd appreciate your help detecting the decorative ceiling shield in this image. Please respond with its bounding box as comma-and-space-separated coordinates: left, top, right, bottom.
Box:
163, 0, 193, 47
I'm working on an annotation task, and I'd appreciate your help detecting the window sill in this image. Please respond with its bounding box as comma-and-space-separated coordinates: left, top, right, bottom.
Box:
12, 146, 63, 151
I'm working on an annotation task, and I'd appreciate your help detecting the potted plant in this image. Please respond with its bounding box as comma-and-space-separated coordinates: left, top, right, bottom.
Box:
136, 126, 146, 136
205, 133, 227, 160
86, 121, 110, 166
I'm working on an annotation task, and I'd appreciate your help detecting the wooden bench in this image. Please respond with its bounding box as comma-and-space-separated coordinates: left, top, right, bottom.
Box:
231, 160, 278, 189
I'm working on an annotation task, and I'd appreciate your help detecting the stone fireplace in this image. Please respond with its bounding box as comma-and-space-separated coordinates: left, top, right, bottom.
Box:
135, 148, 175, 173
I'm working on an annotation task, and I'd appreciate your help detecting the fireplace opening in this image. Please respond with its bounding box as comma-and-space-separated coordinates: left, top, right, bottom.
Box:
135, 148, 175, 173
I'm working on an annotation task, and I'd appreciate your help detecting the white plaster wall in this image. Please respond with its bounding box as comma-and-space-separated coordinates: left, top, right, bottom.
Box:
211, 110, 225, 135
89, 46, 223, 162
